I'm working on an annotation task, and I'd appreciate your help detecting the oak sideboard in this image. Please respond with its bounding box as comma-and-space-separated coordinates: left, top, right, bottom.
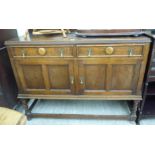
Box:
5, 33, 151, 120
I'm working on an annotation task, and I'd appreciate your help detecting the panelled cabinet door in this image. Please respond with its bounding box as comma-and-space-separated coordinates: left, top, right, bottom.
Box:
47, 61, 75, 94
109, 59, 141, 95
78, 59, 141, 95
13, 59, 75, 95
78, 60, 107, 95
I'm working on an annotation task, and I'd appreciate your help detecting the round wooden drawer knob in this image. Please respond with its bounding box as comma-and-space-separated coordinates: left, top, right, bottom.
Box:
105, 47, 114, 55
38, 48, 46, 56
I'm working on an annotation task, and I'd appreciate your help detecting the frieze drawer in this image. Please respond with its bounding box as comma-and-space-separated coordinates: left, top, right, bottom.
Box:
10, 46, 74, 58
77, 44, 144, 57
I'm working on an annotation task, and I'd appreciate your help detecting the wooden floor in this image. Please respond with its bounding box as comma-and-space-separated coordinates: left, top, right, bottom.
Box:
17, 99, 136, 125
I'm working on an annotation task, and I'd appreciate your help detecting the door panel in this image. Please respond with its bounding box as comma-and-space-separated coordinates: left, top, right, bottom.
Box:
78, 59, 141, 95
111, 65, 134, 90
22, 65, 45, 89
48, 65, 70, 89
14, 59, 75, 95
78, 61, 106, 95
84, 65, 106, 90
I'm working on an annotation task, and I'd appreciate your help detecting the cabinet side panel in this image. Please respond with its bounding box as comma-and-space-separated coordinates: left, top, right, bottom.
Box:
137, 44, 150, 94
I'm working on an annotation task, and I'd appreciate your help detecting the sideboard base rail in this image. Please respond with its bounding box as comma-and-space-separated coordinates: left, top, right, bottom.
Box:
18, 94, 142, 101
20, 99, 139, 122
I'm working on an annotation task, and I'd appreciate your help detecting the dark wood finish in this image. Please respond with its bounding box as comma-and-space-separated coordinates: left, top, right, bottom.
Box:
5, 33, 151, 120
16, 94, 142, 100
137, 35, 155, 122
11, 46, 74, 57
12, 59, 75, 95
77, 58, 142, 96
130, 100, 140, 121
5, 34, 150, 46
30, 113, 130, 120
29, 99, 38, 112
75, 29, 143, 37
77, 44, 143, 57
7, 43, 150, 99
0, 29, 18, 108
76, 29, 141, 34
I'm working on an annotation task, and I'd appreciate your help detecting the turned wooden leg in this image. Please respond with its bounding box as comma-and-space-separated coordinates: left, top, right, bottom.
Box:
130, 100, 140, 121
136, 100, 143, 125
136, 111, 142, 125
29, 99, 38, 112
21, 99, 31, 120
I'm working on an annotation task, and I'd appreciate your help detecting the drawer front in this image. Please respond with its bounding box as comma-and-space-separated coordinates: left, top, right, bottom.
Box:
10, 46, 74, 58
77, 45, 143, 57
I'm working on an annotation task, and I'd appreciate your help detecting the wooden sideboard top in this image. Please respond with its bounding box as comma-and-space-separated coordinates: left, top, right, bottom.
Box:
5, 33, 151, 46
